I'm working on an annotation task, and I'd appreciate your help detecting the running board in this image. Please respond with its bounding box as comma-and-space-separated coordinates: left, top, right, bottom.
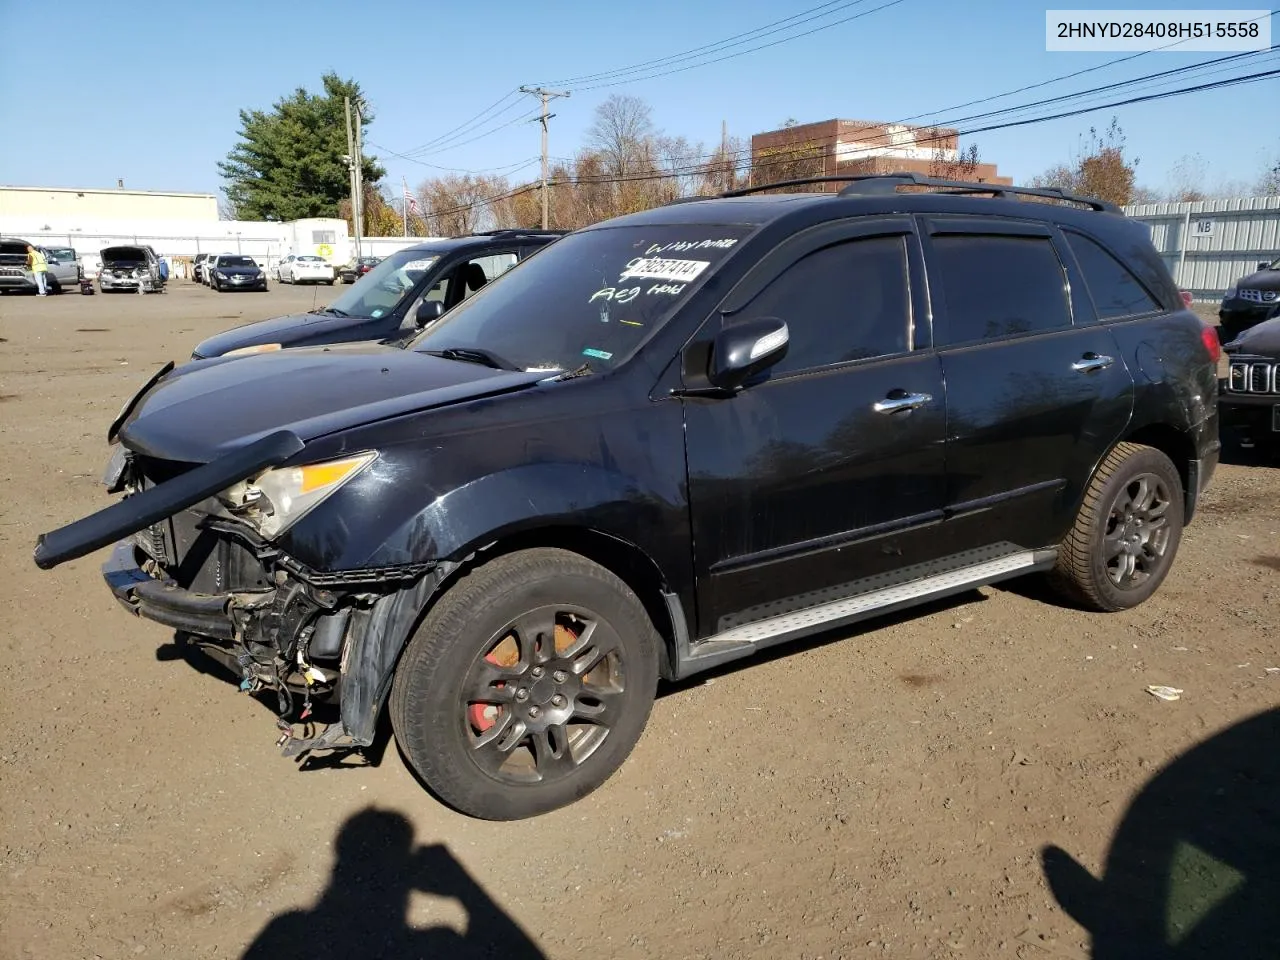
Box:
672, 548, 1056, 679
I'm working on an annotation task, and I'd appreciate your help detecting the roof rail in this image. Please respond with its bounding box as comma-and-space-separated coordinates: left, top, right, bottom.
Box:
470, 228, 568, 237
719, 173, 1119, 212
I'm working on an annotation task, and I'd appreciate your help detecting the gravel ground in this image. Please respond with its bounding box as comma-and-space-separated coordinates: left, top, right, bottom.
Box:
1, 283, 1277, 960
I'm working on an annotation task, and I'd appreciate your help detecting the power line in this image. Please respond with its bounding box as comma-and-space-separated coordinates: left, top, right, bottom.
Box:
366, 142, 541, 175
542, 0, 883, 86
394, 89, 524, 157
898, 8, 1278, 124
576, 0, 909, 91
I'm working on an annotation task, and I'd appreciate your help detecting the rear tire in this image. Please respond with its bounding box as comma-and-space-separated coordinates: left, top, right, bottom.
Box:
1049, 442, 1184, 612
390, 548, 660, 820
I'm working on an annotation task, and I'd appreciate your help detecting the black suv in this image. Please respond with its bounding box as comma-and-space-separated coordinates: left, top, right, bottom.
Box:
191, 230, 564, 358
1218, 256, 1280, 342
1219, 315, 1280, 454
34, 174, 1221, 821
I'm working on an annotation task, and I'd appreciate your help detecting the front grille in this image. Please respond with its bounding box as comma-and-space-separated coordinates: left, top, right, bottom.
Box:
1228, 360, 1280, 394
1239, 288, 1280, 304
0, 267, 22, 277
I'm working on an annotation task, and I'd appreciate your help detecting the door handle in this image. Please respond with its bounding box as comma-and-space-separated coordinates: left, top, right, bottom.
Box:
873, 392, 932, 414
1071, 353, 1114, 373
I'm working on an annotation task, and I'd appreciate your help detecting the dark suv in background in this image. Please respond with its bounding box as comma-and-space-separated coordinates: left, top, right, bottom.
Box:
1218, 256, 1280, 342
35, 174, 1220, 821
190, 229, 564, 358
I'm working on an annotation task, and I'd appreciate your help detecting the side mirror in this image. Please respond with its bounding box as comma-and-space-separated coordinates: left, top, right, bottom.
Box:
414, 300, 444, 327
708, 317, 789, 391
1260, 262, 1272, 271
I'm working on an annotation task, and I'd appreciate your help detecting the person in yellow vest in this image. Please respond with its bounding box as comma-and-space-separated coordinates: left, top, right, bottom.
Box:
28, 246, 49, 296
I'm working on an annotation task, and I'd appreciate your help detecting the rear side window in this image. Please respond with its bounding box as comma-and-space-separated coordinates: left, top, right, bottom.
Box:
931, 234, 1070, 344
1064, 231, 1161, 319
742, 235, 911, 376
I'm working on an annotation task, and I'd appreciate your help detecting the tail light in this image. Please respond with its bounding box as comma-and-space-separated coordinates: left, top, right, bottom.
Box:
1179, 290, 1194, 308
1200, 323, 1221, 364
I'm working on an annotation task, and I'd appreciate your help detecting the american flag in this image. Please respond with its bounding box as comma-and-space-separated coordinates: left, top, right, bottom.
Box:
404, 184, 419, 214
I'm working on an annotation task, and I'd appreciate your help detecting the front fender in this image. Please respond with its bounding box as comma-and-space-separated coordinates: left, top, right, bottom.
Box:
365, 461, 684, 567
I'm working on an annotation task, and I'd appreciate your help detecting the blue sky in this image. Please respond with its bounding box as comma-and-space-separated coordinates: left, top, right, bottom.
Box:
1, 0, 1276, 201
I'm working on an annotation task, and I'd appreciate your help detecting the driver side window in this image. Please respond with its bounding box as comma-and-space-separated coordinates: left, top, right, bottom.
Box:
743, 236, 912, 377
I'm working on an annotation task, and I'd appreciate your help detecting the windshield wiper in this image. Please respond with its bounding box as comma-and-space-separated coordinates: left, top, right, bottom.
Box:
421, 347, 517, 371
552, 362, 592, 381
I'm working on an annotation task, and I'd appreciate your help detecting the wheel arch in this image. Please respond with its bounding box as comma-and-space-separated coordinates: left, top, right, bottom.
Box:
1117, 421, 1197, 517
341, 523, 689, 747
430, 525, 685, 682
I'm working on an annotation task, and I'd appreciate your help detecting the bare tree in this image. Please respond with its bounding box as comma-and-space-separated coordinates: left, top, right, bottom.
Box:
415, 174, 512, 236
587, 94, 657, 179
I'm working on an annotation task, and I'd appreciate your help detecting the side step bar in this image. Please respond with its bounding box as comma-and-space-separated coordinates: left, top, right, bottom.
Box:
670, 548, 1057, 680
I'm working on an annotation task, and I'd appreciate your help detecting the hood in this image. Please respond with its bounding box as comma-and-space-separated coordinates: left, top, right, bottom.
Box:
117, 341, 548, 462
1232, 267, 1280, 293
192, 310, 389, 357
1225, 316, 1280, 357
101, 246, 148, 265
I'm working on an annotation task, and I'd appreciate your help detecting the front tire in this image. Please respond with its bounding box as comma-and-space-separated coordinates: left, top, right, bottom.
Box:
1049, 442, 1185, 612
390, 548, 660, 820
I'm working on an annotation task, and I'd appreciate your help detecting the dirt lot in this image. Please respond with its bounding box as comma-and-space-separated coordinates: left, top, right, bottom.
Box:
1, 283, 1277, 959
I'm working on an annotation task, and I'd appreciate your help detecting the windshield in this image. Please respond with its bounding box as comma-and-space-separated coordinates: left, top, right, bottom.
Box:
323, 246, 443, 319
45, 247, 76, 261
218, 256, 258, 268
408, 224, 751, 371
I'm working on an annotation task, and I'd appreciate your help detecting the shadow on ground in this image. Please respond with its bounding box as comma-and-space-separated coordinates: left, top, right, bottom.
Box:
241, 807, 546, 959
1042, 706, 1280, 958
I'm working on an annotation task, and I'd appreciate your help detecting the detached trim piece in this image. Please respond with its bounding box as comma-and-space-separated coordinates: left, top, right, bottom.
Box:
33, 430, 305, 571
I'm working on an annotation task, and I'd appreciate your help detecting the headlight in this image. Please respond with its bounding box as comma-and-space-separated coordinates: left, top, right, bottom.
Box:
214, 270, 226, 279
223, 342, 283, 356
218, 452, 376, 539
1223, 285, 1237, 301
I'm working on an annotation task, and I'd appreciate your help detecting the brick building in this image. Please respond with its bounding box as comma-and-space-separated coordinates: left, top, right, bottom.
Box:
750, 119, 1012, 187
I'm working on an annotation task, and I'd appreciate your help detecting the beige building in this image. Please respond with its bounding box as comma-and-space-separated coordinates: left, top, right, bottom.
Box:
0, 184, 218, 222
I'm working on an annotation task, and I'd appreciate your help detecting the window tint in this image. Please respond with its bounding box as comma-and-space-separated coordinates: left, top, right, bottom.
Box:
1064, 231, 1160, 318
743, 235, 911, 376
932, 234, 1070, 344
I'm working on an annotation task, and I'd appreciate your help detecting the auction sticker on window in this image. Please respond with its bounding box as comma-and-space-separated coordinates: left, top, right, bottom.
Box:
1046, 9, 1270, 51
619, 257, 711, 283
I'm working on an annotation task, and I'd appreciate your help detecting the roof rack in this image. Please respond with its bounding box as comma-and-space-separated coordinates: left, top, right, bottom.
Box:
718, 173, 1119, 212
470, 228, 568, 237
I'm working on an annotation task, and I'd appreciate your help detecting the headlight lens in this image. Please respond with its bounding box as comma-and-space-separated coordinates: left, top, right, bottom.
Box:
214, 270, 226, 279
223, 342, 283, 356
1223, 285, 1237, 301
218, 452, 376, 539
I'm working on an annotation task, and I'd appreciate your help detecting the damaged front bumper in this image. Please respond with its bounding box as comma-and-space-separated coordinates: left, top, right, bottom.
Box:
37, 426, 444, 759
101, 526, 441, 758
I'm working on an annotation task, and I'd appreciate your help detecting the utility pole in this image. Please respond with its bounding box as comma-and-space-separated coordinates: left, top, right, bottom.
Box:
519, 85, 570, 229
402, 176, 410, 237
344, 96, 362, 261
353, 98, 366, 258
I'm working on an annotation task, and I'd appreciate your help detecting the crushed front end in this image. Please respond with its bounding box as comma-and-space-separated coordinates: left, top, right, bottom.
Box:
48, 441, 441, 758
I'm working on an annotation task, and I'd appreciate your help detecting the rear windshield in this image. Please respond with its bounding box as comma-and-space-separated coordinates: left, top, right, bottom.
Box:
297, 256, 324, 262
409, 224, 752, 372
